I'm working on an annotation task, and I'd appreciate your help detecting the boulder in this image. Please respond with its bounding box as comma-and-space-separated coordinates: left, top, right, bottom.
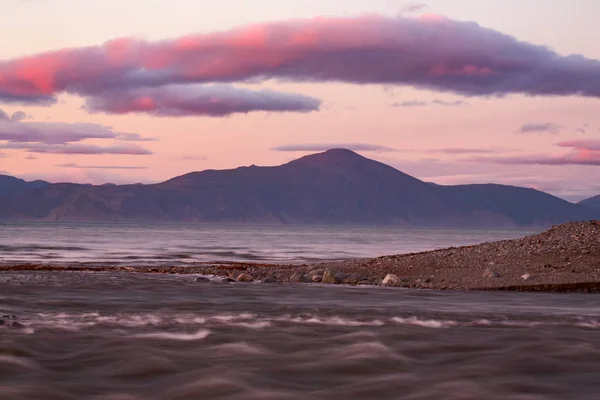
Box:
483, 269, 500, 279
290, 271, 310, 283
382, 274, 400, 286
195, 276, 210, 283
311, 275, 322, 283
322, 268, 340, 284
343, 274, 364, 285
262, 277, 278, 284
236, 273, 254, 283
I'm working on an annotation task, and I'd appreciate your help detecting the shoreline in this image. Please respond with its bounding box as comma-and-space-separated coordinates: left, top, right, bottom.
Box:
2, 221, 599, 293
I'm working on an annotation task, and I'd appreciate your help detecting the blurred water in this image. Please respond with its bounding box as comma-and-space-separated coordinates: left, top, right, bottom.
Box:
0, 222, 537, 266
1, 272, 599, 399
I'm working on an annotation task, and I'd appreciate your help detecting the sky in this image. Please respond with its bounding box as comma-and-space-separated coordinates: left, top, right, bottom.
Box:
1, 0, 599, 201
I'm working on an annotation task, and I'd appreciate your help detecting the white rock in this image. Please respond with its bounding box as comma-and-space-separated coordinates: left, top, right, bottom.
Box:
521, 273, 533, 281
382, 274, 400, 285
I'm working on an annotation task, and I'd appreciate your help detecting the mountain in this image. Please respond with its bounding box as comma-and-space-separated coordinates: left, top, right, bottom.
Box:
0, 175, 49, 197
580, 195, 600, 208
0, 149, 597, 227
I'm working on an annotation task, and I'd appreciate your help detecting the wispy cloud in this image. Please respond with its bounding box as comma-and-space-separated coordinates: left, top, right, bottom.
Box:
272, 143, 398, 152
181, 154, 208, 161
0, 119, 153, 144
392, 99, 466, 108
427, 148, 499, 154
55, 163, 148, 170
468, 152, 600, 166
2, 142, 153, 155
2, 15, 600, 105
557, 139, 600, 151
84, 84, 321, 117
518, 122, 561, 134
399, 3, 428, 14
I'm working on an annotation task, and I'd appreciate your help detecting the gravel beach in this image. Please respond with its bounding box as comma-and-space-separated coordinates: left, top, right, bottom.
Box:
2, 221, 599, 292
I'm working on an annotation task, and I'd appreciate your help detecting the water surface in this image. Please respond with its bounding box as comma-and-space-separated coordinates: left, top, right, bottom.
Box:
0, 222, 536, 265
1, 272, 599, 399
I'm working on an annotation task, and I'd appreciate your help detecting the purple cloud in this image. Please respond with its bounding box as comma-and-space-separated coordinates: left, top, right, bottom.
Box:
0, 120, 153, 144
84, 84, 321, 117
2, 142, 153, 155
393, 99, 466, 107
10, 111, 29, 122
272, 143, 398, 152
518, 122, 561, 134
1, 15, 600, 104
557, 139, 600, 151
55, 163, 148, 169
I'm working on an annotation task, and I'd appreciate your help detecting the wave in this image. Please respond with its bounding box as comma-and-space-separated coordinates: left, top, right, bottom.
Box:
134, 329, 211, 341
14, 312, 600, 335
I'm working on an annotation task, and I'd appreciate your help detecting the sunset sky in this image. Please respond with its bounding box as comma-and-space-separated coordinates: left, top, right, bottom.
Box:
1, 0, 599, 201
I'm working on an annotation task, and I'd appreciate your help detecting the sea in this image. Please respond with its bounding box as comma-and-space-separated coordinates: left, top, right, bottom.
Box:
2, 222, 600, 399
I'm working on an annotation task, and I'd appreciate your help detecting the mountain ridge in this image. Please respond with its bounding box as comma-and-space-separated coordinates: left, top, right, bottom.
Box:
580, 195, 600, 208
0, 149, 597, 226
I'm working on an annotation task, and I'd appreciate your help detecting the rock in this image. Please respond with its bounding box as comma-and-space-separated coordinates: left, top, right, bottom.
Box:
195, 276, 210, 283
483, 268, 500, 279
321, 268, 339, 284
343, 274, 364, 285
290, 271, 310, 283
311, 275, 322, 283
262, 277, 278, 284
382, 274, 400, 286
236, 273, 254, 282
521, 273, 533, 281
306, 269, 325, 279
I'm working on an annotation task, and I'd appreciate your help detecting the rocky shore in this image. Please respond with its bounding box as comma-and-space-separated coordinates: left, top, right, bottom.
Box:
2, 221, 599, 292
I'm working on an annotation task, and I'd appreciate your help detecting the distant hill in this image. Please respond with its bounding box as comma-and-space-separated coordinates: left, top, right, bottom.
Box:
0, 149, 597, 227
580, 195, 600, 208
0, 175, 49, 197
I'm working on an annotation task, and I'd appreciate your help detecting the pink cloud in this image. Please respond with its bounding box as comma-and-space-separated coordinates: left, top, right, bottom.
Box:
1, 15, 600, 104
0, 119, 152, 144
84, 84, 321, 117
557, 139, 600, 151
55, 163, 148, 170
2, 142, 153, 155
469, 150, 600, 166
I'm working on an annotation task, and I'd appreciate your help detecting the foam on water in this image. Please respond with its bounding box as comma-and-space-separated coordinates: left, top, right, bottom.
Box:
134, 329, 211, 341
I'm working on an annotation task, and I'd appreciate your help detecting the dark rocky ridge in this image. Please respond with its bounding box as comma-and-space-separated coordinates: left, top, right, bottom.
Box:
580, 194, 600, 208
0, 175, 48, 197
0, 149, 597, 226
3, 221, 600, 292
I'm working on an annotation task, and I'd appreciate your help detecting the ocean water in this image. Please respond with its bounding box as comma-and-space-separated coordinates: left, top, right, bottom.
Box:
0, 222, 537, 266
2, 272, 600, 399
3, 223, 598, 399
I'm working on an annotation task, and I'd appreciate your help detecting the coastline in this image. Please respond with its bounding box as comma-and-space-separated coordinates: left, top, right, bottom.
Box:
2, 221, 599, 293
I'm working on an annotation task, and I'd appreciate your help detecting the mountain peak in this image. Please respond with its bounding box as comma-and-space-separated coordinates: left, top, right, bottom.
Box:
286, 148, 367, 168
